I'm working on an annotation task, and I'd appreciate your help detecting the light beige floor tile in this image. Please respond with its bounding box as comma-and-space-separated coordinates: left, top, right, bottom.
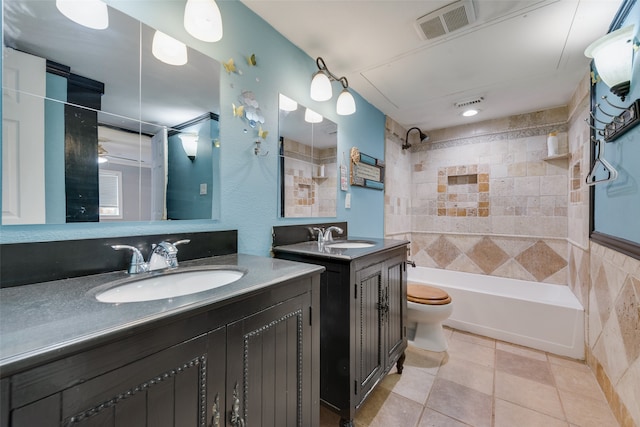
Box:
494, 398, 569, 427
494, 370, 565, 419
426, 378, 492, 427
547, 354, 591, 372
417, 408, 471, 427
405, 344, 446, 376
361, 391, 424, 427
496, 340, 547, 361
437, 357, 494, 395
446, 338, 496, 369
559, 388, 620, 427
495, 349, 554, 386
320, 405, 341, 427
379, 365, 436, 405
551, 363, 607, 401
451, 330, 496, 349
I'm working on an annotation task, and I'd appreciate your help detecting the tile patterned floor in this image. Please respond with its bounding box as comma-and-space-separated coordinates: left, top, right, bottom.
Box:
320, 328, 620, 427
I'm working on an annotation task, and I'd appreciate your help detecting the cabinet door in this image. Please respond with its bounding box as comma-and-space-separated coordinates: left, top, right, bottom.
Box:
354, 262, 383, 403
384, 253, 407, 370
59, 334, 211, 427
226, 293, 312, 427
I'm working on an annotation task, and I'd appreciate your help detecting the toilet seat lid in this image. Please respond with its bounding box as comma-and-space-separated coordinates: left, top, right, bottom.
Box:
407, 283, 451, 305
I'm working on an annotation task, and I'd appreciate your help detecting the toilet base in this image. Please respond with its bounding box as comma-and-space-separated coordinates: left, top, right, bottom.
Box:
410, 321, 448, 352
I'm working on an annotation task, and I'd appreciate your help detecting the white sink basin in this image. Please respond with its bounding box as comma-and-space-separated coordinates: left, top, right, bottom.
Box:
96, 268, 245, 303
325, 241, 375, 249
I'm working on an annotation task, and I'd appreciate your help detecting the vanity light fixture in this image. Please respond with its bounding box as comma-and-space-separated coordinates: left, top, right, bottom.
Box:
184, 0, 223, 42
179, 133, 199, 161
56, 0, 108, 30
152, 30, 188, 66
402, 127, 429, 150
279, 94, 298, 111
304, 108, 323, 124
585, 24, 636, 101
97, 143, 108, 164
310, 57, 356, 115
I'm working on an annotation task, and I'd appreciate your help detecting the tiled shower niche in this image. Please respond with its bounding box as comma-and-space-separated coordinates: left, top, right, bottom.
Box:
437, 164, 490, 217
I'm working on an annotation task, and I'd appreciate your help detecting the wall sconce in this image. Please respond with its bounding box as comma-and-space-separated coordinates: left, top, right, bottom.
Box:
585, 24, 636, 101
310, 57, 356, 115
97, 143, 108, 164
304, 108, 323, 123
179, 133, 198, 161
403, 127, 429, 150
56, 0, 108, 30
184, 0, 223, 42
152, 30, 188, 66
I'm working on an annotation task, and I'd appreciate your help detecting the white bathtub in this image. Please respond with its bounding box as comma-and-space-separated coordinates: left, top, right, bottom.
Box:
407, 267, 584, 359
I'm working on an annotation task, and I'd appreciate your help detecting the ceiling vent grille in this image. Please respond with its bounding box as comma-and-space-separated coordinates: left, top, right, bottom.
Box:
415, 0, 476, 40
454, 97, 484, 108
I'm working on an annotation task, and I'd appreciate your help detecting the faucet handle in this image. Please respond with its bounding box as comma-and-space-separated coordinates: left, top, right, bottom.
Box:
111, 245, 148, 274
173, 239, 190, 247
312, 227, 325, 244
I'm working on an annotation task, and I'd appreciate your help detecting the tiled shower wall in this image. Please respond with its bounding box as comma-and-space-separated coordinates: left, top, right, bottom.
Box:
567, 75, 640, 427
387, 108, 571, 284
282, 138, 337, 217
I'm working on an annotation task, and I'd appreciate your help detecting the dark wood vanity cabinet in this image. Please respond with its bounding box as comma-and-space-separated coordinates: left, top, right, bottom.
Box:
274, 246, 408, 425
4, 276, 319, 427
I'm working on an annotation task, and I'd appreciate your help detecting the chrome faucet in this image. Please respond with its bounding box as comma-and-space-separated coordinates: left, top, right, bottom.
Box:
312, 227, 326, 245
112, 239, 190, 273
323, 226, 343, 243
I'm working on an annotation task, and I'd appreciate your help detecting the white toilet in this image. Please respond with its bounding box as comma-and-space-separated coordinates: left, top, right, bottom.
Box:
407, 283, 453, 352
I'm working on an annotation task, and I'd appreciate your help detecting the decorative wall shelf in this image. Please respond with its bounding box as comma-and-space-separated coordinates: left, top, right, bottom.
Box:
543, 153, 569, 161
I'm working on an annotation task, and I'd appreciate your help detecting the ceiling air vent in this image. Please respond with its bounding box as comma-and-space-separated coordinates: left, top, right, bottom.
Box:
415, 0, 476, 41
454, 97, 484, 108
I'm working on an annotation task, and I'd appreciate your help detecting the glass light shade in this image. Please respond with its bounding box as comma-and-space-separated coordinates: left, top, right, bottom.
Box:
98, 156, 108, 164
180, 134, 199, 160
462, 109, 478, 117
304, 108, 323, 123
56, 0, 108, 30
184, 0, 223, 42
152, 31, 188, 66
279, 94, 298, 111
336, 89, 356, 115
584, 25, 635, 89
310, 71, 332, 101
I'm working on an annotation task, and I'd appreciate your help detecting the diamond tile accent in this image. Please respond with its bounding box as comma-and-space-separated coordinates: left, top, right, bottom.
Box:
515, 241, 567, 281
467, 237, 510, 274
615, 278, 640, 363
426, 236, 461, 268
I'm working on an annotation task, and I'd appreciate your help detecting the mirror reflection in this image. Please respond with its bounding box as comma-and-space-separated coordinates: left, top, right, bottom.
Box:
278, 94, 337, 218
2, 0, 221, 225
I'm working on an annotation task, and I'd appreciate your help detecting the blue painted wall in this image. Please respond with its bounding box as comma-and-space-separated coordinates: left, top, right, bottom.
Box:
0, 0, 386, 256
591, 1, 640, 244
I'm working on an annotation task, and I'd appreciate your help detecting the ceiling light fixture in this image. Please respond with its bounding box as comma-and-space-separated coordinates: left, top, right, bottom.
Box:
179, 133, 199, 161
310, 57, 356, 115
462, 109, 478, 117
585, 24, 636, 101
184, 0, 223, 42
152, 31, 188, 66
403, 127, 429, 150
56, 0, 109, 30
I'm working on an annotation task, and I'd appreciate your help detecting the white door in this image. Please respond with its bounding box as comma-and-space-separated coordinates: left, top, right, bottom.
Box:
2, 47, 46, 224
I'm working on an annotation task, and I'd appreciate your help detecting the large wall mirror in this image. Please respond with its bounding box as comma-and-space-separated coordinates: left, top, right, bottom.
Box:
278, 94, 337, 218
2, 0, 221, 225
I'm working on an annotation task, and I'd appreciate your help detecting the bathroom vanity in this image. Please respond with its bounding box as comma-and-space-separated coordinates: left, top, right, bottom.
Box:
0, 249, 323, 427
272, 224, 409, 427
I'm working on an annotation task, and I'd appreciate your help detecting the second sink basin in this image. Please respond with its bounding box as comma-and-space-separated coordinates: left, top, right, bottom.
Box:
325, 241, 375, 249
95, 267, 245, 303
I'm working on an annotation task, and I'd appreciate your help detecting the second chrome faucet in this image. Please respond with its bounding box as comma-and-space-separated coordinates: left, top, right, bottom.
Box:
112, 240, 190, 274
312, 226, 344, 245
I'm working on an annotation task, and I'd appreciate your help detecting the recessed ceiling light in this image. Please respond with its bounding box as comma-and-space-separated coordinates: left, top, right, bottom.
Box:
462, 109, 478, 117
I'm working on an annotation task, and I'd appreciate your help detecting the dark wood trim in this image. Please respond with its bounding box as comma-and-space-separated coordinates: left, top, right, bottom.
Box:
168, 112, 219, 136
608, 0, 636, 31
46, 60, 70, 78
591, 232, 640, 261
